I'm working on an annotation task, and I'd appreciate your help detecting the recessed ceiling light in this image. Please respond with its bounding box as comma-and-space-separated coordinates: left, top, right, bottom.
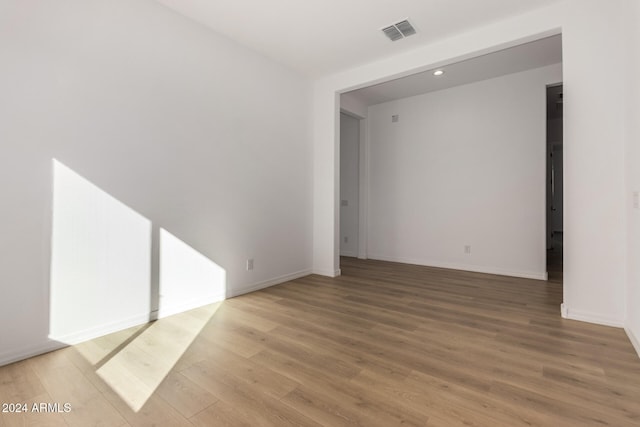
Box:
433, 70, 444, 76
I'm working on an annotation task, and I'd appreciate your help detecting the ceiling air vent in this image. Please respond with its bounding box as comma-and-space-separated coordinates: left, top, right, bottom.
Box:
382, 19, 416, 41
382, 25, 403, 41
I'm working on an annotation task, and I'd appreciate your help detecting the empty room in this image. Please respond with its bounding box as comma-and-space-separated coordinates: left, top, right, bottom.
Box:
1, 0, 639, 426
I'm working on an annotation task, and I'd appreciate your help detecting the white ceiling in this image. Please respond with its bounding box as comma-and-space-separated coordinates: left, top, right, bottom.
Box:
345, 34, 562, 106
153, 0, 564, 77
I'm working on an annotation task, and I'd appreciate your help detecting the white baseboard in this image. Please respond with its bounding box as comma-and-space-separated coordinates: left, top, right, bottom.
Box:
311, 268, 341, 277
368, 254, 548, 281
162, 269, 313, 310
625, 326, 640, 359
561, 305, 624, 328
2, 268, 314, 367
0, 341, 67, 367
49, 313, 152, 345
227, 269, 312, 298
157, 294, 226, 319
340, 251, 358, 258
560, 303, 568, 318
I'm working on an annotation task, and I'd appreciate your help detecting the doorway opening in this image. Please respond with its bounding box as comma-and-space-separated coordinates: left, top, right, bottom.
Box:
335, 34, 562, 279
546, 83, 563, 282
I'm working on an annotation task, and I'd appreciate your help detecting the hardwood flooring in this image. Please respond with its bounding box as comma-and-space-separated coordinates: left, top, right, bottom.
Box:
1, 257, 639, 426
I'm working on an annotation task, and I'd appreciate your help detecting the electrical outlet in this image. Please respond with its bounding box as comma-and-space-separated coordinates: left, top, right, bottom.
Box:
392, 114, 399, 123
634, 191, 639, 209
344, 236, 348, 243
246, 258, 254, 271
464, 245, 471, 254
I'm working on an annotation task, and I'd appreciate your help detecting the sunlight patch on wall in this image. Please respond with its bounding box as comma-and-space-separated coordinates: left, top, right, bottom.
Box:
158, 228, 227, 318
50, 160, 151, 344
51, 160, 228, 411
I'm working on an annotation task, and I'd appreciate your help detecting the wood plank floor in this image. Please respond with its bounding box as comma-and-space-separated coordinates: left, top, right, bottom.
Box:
2, 257, 640, 426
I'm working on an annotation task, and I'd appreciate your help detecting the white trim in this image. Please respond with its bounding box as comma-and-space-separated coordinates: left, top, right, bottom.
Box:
0, 341, 67, 367
157, 295, 225, 319
358, 117, 369, 260
625, 327, 640, 359
163, 269, 313, 314
227, 269, 313, 298
311, 267, 341, 277
340, 251, 358, 257
2, 269, 313, 366
368, 254, 548, 281
560, 303, 568, 318
49, 313, 151, 345
561, 306, 624, 328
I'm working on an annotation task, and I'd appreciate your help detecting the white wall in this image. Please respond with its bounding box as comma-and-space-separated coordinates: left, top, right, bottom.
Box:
626, 0, 640, 356
339, 113, 359, 257
367, 64, 561, 279
313, 0, 630, 327
560, 0, 627, 327
0, 0, 312, 365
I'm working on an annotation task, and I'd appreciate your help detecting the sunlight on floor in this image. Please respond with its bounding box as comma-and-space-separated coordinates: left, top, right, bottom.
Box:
75, 303, 221, 412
